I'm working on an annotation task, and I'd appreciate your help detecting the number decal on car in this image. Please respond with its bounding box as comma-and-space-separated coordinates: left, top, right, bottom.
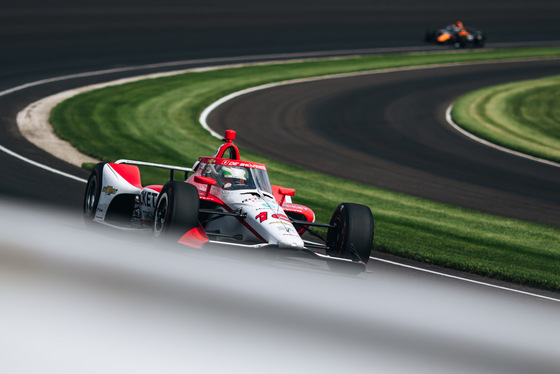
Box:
255, 212, 290, 223
256, 212, 268, 223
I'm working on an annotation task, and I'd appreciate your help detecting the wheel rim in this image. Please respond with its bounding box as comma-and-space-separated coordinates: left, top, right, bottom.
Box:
327, 214, 344, 256
154, 193, 169, 237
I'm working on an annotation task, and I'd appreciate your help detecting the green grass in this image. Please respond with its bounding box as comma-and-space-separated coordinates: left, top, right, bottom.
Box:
452, 75, 560, 163
50, 47, 560, 291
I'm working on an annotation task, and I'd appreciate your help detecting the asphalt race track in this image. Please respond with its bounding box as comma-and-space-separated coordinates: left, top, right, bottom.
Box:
207, 59, 560, 227
1, 2, 560, 372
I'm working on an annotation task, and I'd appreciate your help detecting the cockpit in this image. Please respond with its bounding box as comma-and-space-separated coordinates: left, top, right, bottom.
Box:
192, 157, 273, 194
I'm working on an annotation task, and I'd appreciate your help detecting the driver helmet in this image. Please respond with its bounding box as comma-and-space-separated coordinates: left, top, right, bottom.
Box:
220, 166, 248, 185
456, 21, 463, 28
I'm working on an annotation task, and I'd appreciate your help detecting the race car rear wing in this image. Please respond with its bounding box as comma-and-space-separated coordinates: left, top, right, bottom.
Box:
115, 159, 193, 181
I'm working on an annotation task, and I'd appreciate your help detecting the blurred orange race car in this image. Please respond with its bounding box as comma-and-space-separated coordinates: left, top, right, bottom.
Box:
425, 21, 486, 48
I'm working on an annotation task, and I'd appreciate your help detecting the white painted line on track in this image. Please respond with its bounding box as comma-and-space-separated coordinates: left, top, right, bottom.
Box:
445, 105, 560, 168
200, 56, 560, 142
372, 256, 560, 302
0, 144, 87, 183
199, 63, 480, 139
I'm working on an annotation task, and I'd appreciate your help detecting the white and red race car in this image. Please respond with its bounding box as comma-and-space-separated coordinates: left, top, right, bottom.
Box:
83, 130, 374, 271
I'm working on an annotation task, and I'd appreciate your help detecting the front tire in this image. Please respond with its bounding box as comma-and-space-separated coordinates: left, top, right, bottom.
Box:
83, 162, 106, 225
153, 181, 200, 241
326, 203, 374, 264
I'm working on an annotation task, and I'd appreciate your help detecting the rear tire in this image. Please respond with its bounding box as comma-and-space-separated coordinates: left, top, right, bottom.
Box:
83, 162, 106, 225
326, 203, 374, 264
153, 181, 200, 241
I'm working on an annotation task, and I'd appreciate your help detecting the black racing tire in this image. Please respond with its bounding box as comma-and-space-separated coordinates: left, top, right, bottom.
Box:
326, 203, 374, 264
153, 181, 200, 241
83, 162, 106, 225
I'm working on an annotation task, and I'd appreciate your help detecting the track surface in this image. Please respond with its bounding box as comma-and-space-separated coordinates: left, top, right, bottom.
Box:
208, 59, 560, 227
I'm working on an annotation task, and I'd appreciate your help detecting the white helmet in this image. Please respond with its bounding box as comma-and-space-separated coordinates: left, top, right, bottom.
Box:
220, 166, 248, 181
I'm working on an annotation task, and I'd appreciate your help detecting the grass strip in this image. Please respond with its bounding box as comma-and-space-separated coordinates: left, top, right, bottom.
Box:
452, 75, 560, 163
51, 47, 560, 291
